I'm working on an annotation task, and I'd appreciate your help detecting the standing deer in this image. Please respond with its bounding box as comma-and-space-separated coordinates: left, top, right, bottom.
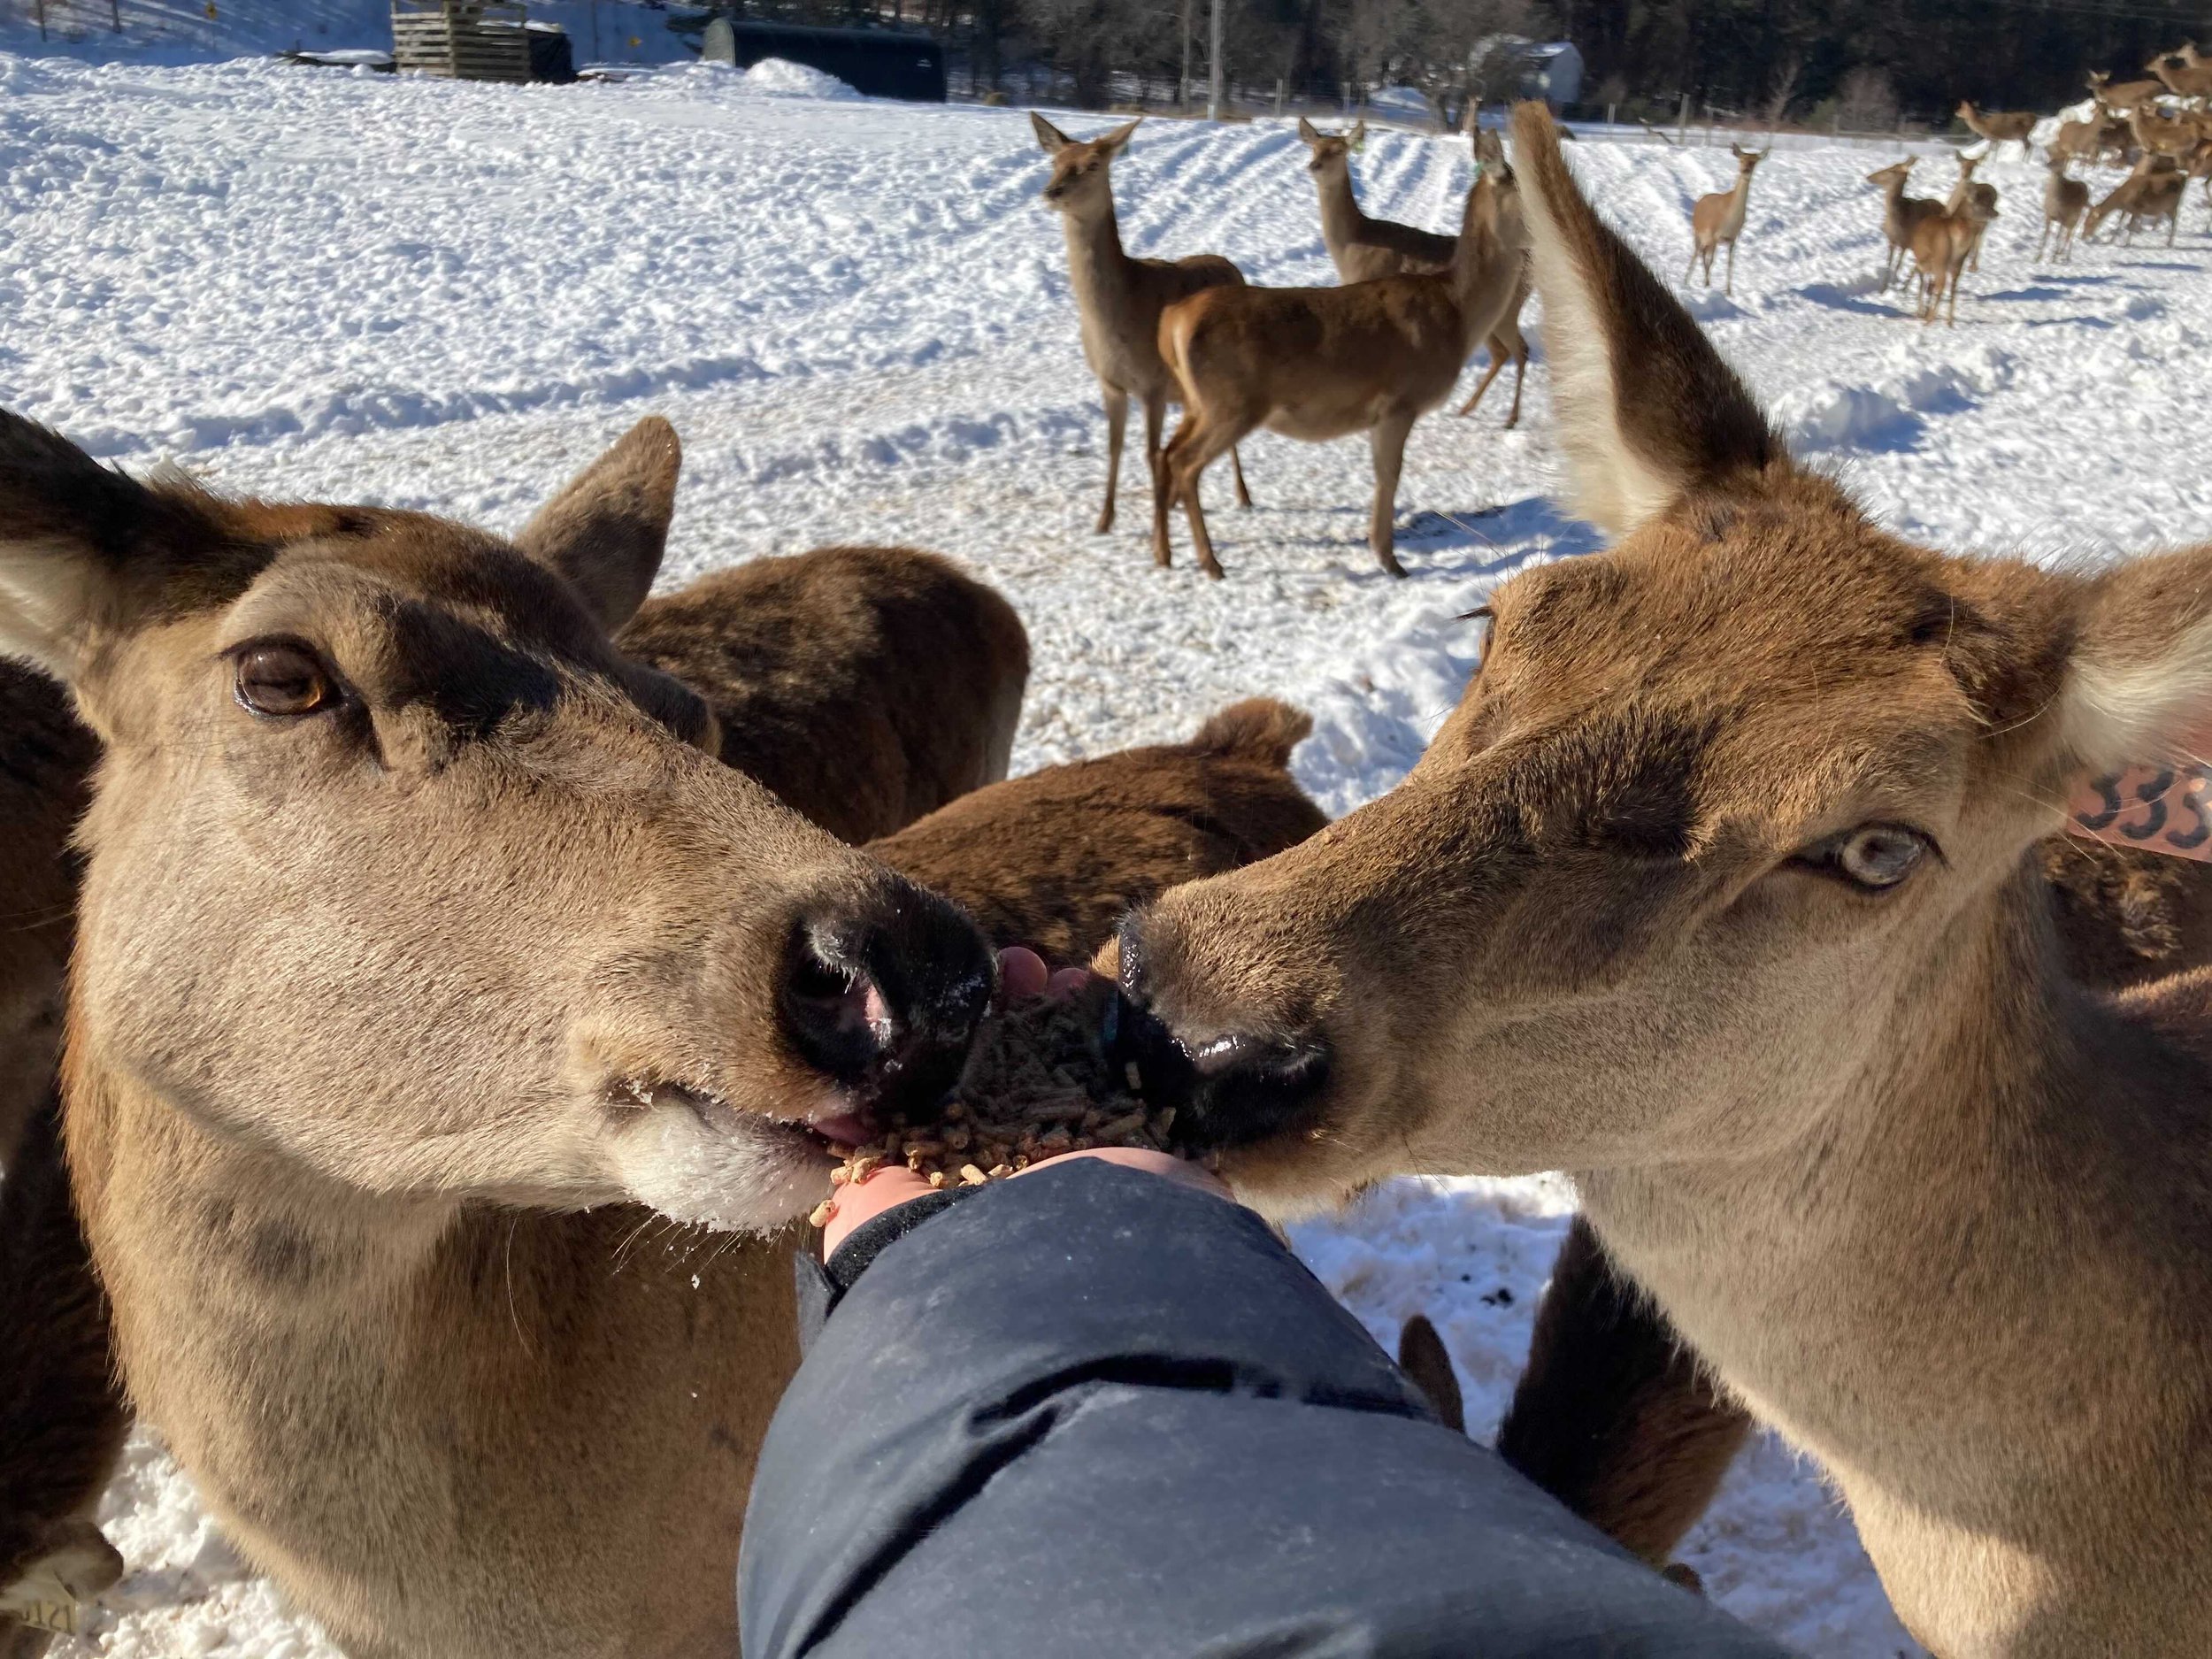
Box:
1955, 99, 2038, 157
2038, 152, 2092, 259
1868, 158, 1944, 290
1945, 153, 2001, 272
1030, 114, 1252, 547
2089, 68, 2168, 117
1684, 143, 1766, 296
2149, 44, 2212, 104
1152, 157, 1527, 579
1118, 100, 2212, 1659
1294, 118, 1532, 429
2085, 155, 2186, 243
2048, 112, 2103, 165
2126, 104, 2200, 161
1910, 188, 1998, 325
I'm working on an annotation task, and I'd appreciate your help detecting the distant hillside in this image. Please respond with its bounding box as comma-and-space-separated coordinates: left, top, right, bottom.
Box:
0, 0, 697, 65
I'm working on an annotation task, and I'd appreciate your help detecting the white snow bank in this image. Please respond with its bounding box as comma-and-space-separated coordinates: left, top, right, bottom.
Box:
740, 57, 862, 101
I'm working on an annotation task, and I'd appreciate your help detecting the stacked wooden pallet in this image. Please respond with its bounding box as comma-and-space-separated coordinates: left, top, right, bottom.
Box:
390, 1, 532, 82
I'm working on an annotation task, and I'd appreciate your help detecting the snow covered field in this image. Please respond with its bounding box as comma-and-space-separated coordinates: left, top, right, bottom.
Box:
5, 42, 2211, 1658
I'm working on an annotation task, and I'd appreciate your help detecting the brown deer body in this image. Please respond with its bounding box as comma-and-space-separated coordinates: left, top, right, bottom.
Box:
2038, 155, 2091, 260
2089, 70, 2168, 117
1910, 191, 1999, 325
871, 699, 1324, 960
2047, 114, 2101, 166
8, 413, 1014, 1659
2149, 45, 2212, 104
1030, 114, 1253, 546
1153, 161, 1527, 580
1956, 100, 2039, 157
1120, 102, 2212, 1658
2127, 104, 2200, 161
1868, 159, 1944, 291
1295, 119, 1532, 431
1946, 155, 2000, 273
2086, 156, 2186, 243
618, 547, 1027, 843
1685, 144, 1766, 296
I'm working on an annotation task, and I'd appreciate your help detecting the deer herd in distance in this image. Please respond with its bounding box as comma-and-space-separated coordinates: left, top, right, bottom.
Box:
4, 73, 2212, 1659
1033, 45, 2210, 585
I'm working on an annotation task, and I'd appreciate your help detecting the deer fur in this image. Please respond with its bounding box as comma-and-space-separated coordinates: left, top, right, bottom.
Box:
2038, 155, 2092, 261
1868, 159, 1945, 292
1910, 190, 1999, 326
4, 410, 1018, 1659
2085, 156, 2186, 244
0, 1092, 126, 1657
0, 664, 92, 1175
2089, 70, 2168, 117
1489, 834, 2212, 1571
1119, 102, 2212, 1658
2127, 104, 2200, 160
1294, 119, 1532, 430
1956, 101, 2038, 157
618, 547, 1028, 843
2047, 115, 2102, 166
2149, 45, 2212, 104
871, 699, 1324, 961
1945, 157, 1999, 274
1030, 113, 1253, 546
1684, 144, 1766, 296
1153, 158, 1527, 579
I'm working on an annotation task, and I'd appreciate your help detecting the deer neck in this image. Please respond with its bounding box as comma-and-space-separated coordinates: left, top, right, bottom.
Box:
64, 1052, 797, 1655
1312, 165, 1369, 254
1724, 169, 1755, 231
1579, 860, 2212, 1511
1059, 202, 1141, 321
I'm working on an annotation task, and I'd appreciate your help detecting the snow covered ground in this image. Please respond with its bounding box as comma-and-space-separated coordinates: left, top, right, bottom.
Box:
4, 44, 2210, 1658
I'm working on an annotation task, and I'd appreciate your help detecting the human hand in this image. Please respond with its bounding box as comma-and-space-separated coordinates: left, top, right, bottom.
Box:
816, 947, 1228, 1256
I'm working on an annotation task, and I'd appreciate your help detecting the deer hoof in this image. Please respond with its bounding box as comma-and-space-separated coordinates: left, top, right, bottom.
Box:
1660, 1562, 1706, 1596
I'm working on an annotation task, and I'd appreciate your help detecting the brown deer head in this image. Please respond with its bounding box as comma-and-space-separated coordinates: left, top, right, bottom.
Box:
3, 413, 992, 1233
1033, 112, 1142, 218
1118, 105, 2212, 1210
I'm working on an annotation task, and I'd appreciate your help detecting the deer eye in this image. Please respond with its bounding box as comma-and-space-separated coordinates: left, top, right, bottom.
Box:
234, 641, 335, 718
1799, 824, 1931, 890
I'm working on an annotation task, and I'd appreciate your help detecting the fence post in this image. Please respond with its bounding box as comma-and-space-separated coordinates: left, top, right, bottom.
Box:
1606, 100, 1617, 127
1274, 78, 1284, 116
1677, 90, 1690, 143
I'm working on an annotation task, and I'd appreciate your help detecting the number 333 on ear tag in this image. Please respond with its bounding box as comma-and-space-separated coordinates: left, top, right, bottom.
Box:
2068, 764, 2212, 861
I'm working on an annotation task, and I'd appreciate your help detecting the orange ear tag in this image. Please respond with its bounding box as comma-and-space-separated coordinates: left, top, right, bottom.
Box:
2067, 764, 2212, 861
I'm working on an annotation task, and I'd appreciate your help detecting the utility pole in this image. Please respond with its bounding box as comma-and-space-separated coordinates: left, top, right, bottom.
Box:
1207, 0, 1224, 120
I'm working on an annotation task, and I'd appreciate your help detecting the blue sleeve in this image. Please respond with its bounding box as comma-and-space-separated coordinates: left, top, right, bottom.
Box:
739, 1160, 1793, 1659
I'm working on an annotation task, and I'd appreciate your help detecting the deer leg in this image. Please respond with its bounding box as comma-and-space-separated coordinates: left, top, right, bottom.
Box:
1368, 411, 1414, 579
1502, 342, 1527, 429
1497, 1217, 1754, 1564
0, 1090, 131, 1640
1722, 240, 1735, 296
1164, 416, 1239, 580
1682, 243, 1699, 286
1455, 352, 1507, 419
1141, 391, 1170, 557
1229, 444, 1254, 511
1096, 386, 1128, 534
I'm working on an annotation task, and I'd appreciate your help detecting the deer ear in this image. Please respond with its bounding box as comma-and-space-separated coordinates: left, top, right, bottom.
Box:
1297, 116, 1323, 143
1030, 111, 1071, 154
513, 418, 680, 635
2058, 546, 2212, 773
1509, 101, 1780, 537
1100, 117, 1141, 152
0, 410, 252, 684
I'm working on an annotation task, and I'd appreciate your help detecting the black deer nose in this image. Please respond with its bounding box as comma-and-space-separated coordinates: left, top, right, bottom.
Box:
780, 880, 993, 1120
1110, 917, 1333, 1153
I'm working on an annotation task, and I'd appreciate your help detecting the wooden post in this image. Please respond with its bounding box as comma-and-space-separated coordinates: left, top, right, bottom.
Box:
113, 0, 124, 31
35, 0, 46, 42
1274, 77, 1284, 116
1606, 99, 1617, 127
1677, 89, 1690, 143
1179, 0, 1190, 110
